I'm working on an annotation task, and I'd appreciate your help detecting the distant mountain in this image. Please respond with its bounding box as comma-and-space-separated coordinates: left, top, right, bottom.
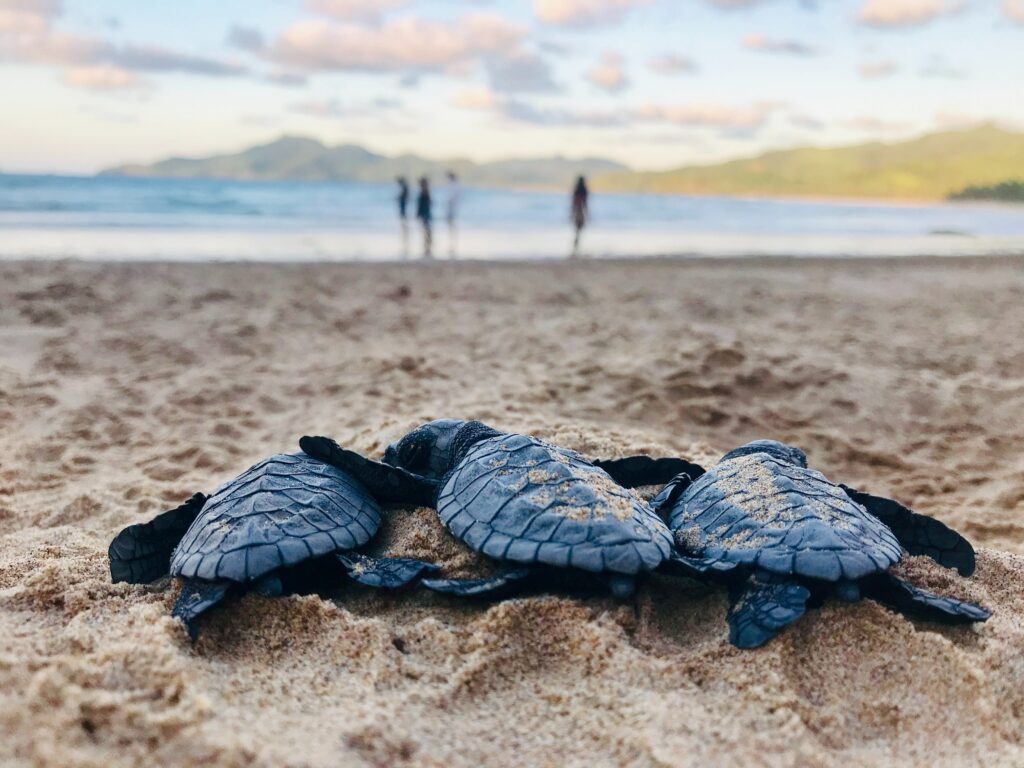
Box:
594, 124, 1024, 201
101, 136, 629, 189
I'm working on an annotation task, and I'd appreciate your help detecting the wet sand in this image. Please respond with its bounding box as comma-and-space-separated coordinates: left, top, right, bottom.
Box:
1, 256, 1023, 766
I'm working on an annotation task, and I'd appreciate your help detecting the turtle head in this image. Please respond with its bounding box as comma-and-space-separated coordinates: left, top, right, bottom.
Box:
384, 419, 503, 480
721, 439, 808, 468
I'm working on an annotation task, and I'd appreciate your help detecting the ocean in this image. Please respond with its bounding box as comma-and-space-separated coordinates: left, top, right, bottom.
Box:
2, 174, 1023, 261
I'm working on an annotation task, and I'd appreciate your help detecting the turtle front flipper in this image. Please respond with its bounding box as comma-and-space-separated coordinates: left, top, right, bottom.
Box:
862, 572, 990, 624
300, 436, 438, 506
592, 456, 706, 489
841, 485, 976, 576
172, 579, 231, 641
109, 493, 207, 584
727, 576, 811, 649
337, 552, 440, 589
421, 567, 534, 598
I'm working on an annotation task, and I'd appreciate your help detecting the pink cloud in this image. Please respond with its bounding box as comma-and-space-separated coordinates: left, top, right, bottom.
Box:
860, 59, 898, 78
272, 14, 524, 72
451, 86, 497, 110
648, 54, 697, 75
635, 102, 777, 130
743, 34, 817, 56
0, 0, 248, 79
63, 64, 142, 91
305, 0, 409, 23
1006, 0, 1024, 22
533, 0, 651, 28
586, 51, 626, 92
857, 0, 962, 28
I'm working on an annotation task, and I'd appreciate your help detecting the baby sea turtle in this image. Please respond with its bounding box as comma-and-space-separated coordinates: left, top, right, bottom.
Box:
109, 451, 438, 638
649, 439, 989, 648
300, 420, 701, 598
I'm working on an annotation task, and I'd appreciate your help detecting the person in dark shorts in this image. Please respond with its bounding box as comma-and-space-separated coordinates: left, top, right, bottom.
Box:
396, 177, 409, 219
416, 176, 433, 258
571, 176, 589, 256
396, 176, 410, 257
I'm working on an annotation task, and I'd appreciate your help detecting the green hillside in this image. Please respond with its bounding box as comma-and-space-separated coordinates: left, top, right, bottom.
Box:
594, 124, 1024, 201
950, 180, 1024, 203
102, 136, 628, 189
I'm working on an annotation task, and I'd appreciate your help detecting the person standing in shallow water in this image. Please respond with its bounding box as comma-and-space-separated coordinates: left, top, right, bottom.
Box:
416, 177, 433, 259
396, 176, 410, 257
570, 176, 589, 257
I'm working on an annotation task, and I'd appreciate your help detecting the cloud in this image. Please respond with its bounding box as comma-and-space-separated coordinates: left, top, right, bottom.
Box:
704, 0, 769, 7
265, 71, 308, 87
844, 115, 911, 132
289, 98, 347, 118
306, 0, 409, 23
0, 0, 61, 30
451, 86, 497, 110
270, 14, 524, 73
742, 34, 817, 56
635, 101, 777, 130
111, 45, 248, 76
501, 99, 626, 126
919, 54, 965, 78
1, 1, 250, 83
648, 53, 697, 75
1005, 0, 1024, 22
532, 0, 650, 28
484, 50, 558, 93
63, 64, 141, 91
860, 59, 898, 78
289, 96, 401, 118
489, 93, 778, 134
790, 113, 825, 131
857, 0, 962, 28
934, 111, 984, 129
227, 24, 265, 53
586, 51, 626, 92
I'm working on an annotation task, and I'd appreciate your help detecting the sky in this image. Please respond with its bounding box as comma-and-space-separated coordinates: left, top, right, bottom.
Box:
1, 0, 1022, 173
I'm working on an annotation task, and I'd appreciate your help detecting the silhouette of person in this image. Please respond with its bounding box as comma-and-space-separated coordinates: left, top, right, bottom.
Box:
571, 176, 589, 257
444, 171, 460, 257
416, 176, 433, 259
396, 176, 410, 257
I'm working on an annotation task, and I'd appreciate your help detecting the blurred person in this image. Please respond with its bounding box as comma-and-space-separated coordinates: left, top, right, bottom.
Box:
570, 176, 589, 257
416, 176, 433, 259
444, 170, 460, 257
396, 176, 410, 257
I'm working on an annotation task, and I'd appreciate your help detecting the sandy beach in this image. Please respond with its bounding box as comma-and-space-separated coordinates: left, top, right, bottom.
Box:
2, 256, 1023, 767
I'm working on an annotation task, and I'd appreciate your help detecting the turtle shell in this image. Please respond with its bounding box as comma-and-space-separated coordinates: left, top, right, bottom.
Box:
437, 433, 672, 575
170, 453, 381, 583
661, 451, 903, 582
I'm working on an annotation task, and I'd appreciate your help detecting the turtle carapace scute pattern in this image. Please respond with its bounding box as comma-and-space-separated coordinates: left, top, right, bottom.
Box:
109, 451, 438, 638
317, 419, 677, 598
654, 439, 989, 648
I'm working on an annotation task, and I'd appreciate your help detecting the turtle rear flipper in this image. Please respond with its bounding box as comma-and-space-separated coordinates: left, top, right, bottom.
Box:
422, 567, 534, 598
109, 493, 207, 584
863, 572, 990, 624
727, 578, 810, 649
172, 579, 231, 641
841, 485, 976, 576
592, 456, 706, 489
300, 436, 438, 506
662, 550, 740, 581
337, 552, 440, 589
